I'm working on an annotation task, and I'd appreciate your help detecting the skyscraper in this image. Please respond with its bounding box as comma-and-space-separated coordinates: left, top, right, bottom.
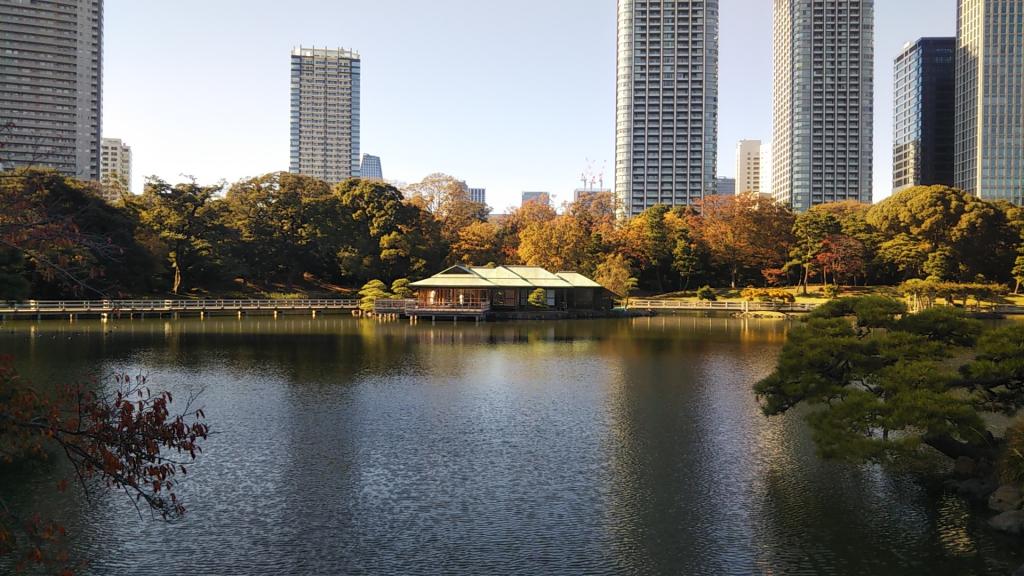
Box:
893, 38, 956, 191
360, 154, 382, 180
955, 0, 1024, 202
771, 0, 874, 212
615, 0, 719, 216
735, 140, 762, 194
289, 47, 361, 183
100, 138, 132, 200
468, 187, 486, 205
0, 0, 103, 180
715, 177, 735, 196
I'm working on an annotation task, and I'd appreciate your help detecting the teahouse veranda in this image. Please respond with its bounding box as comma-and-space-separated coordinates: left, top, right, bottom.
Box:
409, 266, 614, 312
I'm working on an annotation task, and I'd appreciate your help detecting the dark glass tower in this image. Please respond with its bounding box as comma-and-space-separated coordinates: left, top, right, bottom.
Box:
893, 38, 956, 191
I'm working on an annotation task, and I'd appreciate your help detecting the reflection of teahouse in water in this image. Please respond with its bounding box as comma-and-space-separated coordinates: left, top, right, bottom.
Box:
407, 265, 615, 319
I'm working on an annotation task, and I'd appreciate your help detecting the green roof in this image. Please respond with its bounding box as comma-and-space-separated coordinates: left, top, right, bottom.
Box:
410, 265, 605, 290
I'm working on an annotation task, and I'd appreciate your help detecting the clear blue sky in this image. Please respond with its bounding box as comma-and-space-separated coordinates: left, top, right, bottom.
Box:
104, 0, 956, 210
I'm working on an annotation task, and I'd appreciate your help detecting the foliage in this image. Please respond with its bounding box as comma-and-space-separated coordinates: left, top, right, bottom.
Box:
358, 279, 391, 313
136, 177, 227, 294
527, 288, 548, 309
756, 296, 1024, 467
404, 173, 488, 248
695, 194, 794, 288
998, 419, 1024, 485
0, 357, 208, 571
696, 285, 716, 301
740, 287, 795, 303
593, 253, 635, 298
900, 279, 1007, 312
390, 278, 414, 299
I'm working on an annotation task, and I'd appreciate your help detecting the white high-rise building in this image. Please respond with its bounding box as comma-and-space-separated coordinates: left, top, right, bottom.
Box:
289, 47, 361, 183
771, 0, 874, 212
615, 0, 720, 216
468, 187, 486, 205
735, 140, 762, 194
955, 0, 1024, 203
100, 138, 132, 201
0, 0, 103, 180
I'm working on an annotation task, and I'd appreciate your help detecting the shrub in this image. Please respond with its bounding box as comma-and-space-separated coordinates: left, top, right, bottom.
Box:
390, 278, 414, 299
358, 279, 391, 313
741, 287, 795, 303
528, 288, 548, 308
696, 285, 716, 301
823, 284, 840, 299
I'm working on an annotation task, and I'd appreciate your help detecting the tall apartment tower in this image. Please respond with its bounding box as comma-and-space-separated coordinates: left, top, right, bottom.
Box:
100, 138, 131, 200
893, 38, 956, 191
615, 0, 720, 216
360, 154, 382, 180
289, 47, 361, 183
955, 0, 1024, 203
735, 140, 762, 194
0, 0, 103, 180
771, 0, 874, 212
468, 187, 486, 205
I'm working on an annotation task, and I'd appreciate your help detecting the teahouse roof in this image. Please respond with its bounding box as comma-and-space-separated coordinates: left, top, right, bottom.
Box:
410, 265, 605, 290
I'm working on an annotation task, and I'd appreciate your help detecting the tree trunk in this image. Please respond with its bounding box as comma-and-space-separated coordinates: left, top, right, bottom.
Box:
172, 263, 182, 295
731, 267, 738, 289
802, 266, 809, 295
1015, 278, 1020, 295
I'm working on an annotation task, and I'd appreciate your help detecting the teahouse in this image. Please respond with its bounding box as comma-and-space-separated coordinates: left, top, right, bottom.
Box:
408, 265, 614, 315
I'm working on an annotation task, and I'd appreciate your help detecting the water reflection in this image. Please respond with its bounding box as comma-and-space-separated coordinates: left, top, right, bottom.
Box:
0, 315, 1018, 575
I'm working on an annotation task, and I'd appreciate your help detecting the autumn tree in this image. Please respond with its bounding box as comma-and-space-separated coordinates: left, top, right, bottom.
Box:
451, 221, 502, 266
789, 209, 841, 293
594, 253, 636, 299
404, 173, 488, 247
0, 359, 208, 572
695, 194, 794, 288
517, 215, 590, 272
136, 177, 228, 294
496, 201, 557, 263
815, 234, 867, 288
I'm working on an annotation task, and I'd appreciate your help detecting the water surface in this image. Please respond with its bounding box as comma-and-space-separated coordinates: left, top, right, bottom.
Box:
0, 316, 1018, 575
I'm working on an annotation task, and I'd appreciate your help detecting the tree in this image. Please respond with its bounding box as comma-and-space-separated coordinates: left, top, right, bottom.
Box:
867, 185, 1016, 282
2, 168, 156, 298
0, 359, 208, 572
404, 173, 488, 247
790, 209, 841, 293
694, 194, 794, 288
335, 178, 443, 283
358, 279, 391, 313
225, 172, 341, 288
517, 215, 589, 272
527, 288, 548, 308
754, 296, 1024, 469
594, 253, 635, 298
390, 278, 414, 299
815, 234, 866, 288
451, 221, 502, 266
137, 177, 227, 294
496, 201, 557, 263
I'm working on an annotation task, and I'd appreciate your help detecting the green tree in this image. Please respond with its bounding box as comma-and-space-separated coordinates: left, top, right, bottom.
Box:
358, 279, 391, 313
390, 278, 414, 299
753, 296, 1024, 467
527, 287, 548, 308
226, 172, 340, 288
0, 248, 29, 300
790, 209, 841, 293
137, 177, 227, 294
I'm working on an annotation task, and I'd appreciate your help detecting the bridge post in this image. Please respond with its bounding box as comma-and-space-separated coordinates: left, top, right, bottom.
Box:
200, 311, 205, 320
311, 309, 317, 319
273, 310, 279, 319
237, 310, 243, 320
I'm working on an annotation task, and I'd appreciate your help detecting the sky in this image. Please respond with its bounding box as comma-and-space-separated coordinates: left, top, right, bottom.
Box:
104, 0, 957, 211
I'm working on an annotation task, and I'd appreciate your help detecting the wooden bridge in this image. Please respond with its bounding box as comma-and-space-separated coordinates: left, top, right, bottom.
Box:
0, 299, 360, 320
624, 299, 819, 313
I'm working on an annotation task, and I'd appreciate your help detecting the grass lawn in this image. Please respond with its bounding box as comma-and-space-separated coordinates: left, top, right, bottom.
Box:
647, 285, 902, 303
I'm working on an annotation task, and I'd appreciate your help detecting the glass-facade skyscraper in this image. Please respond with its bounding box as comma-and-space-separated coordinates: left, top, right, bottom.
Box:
0, 0, 103, 180
360, 154, 382, 180
893, 38, 956, 191
615, 0, 719, 216
771, 0, 874, 212
955, 0, 1024, 203
289, 47, 361, 183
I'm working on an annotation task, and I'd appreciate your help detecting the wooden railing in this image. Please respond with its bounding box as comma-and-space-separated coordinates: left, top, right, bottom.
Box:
407, 302, 491, 314
0, 299, 360, 314
373, 299, 418, 312
625, 299, 818, 312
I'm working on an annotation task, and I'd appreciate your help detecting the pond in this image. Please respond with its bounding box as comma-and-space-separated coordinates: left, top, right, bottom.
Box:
0, 316, 1019, 575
